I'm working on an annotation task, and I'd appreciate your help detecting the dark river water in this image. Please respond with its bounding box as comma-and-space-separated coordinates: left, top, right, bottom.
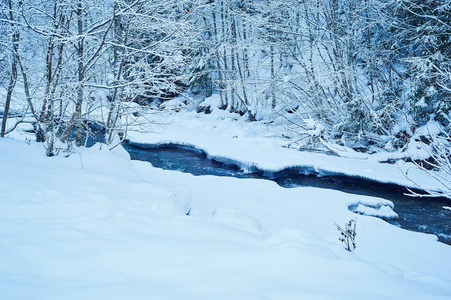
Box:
122, 140, 451, 245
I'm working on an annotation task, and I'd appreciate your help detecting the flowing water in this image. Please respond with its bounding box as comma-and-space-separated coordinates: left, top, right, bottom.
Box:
122, 140, 451, 245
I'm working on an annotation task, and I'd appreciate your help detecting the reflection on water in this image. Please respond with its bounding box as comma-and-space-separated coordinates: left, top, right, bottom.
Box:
122, 140, 451, 245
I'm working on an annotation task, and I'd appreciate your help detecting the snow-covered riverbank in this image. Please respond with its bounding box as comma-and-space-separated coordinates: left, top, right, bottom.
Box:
127, 101, 450, 195
1, 136, 451, 299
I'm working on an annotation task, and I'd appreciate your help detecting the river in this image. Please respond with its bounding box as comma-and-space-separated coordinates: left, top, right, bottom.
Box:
122, 140, 451, 246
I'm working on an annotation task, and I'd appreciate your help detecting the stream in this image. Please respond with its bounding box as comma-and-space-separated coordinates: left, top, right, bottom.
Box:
122, 140, 451, 245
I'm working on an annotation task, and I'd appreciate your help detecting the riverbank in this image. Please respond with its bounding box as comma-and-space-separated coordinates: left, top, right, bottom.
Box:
126, 98, 450, 196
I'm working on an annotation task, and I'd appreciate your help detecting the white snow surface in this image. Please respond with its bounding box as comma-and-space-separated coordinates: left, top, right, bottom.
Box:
126, 102, 450, 194
1, 136, 451, 299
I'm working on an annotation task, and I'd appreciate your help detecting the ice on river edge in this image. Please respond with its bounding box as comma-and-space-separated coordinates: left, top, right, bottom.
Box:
350, 203, 398, 219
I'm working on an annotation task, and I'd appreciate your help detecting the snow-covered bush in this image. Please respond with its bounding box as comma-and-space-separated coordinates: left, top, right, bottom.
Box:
405, 121, 451, 199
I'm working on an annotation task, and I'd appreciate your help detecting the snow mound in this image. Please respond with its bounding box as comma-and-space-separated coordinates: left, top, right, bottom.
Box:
350, 203, 398, 219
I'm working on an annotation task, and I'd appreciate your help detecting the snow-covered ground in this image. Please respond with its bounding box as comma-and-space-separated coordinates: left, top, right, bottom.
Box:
1, 134, 451, 299
1, 95, 451, 298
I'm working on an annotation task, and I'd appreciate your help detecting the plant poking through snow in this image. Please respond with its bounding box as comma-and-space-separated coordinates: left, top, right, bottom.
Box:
336, 218, 357, 252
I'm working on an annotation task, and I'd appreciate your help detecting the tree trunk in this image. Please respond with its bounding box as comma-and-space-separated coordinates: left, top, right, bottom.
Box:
106, 8, 127, 144
232, 17, 249, 108
75, 0, 84, 146
221, 1, 229, 109
1, 0, 19, 137
212, 4, 225, 108
270, 43, 276, 109
230, 9, 236, 111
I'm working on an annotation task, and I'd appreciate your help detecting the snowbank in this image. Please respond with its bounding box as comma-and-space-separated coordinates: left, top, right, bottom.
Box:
126, 107, 450, 195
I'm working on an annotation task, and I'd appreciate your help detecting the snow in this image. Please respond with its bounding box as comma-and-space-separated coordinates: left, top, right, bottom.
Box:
2, 95, 451, 298
1, 136, 451, 299
416, 120, 443, 136
350, 203, 398, 219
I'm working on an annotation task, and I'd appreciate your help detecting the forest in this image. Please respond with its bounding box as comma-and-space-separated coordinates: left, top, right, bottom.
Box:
1, 0, 450, 192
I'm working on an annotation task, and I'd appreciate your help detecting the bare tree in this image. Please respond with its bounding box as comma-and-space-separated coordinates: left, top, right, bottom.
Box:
1, 0, 35, 137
